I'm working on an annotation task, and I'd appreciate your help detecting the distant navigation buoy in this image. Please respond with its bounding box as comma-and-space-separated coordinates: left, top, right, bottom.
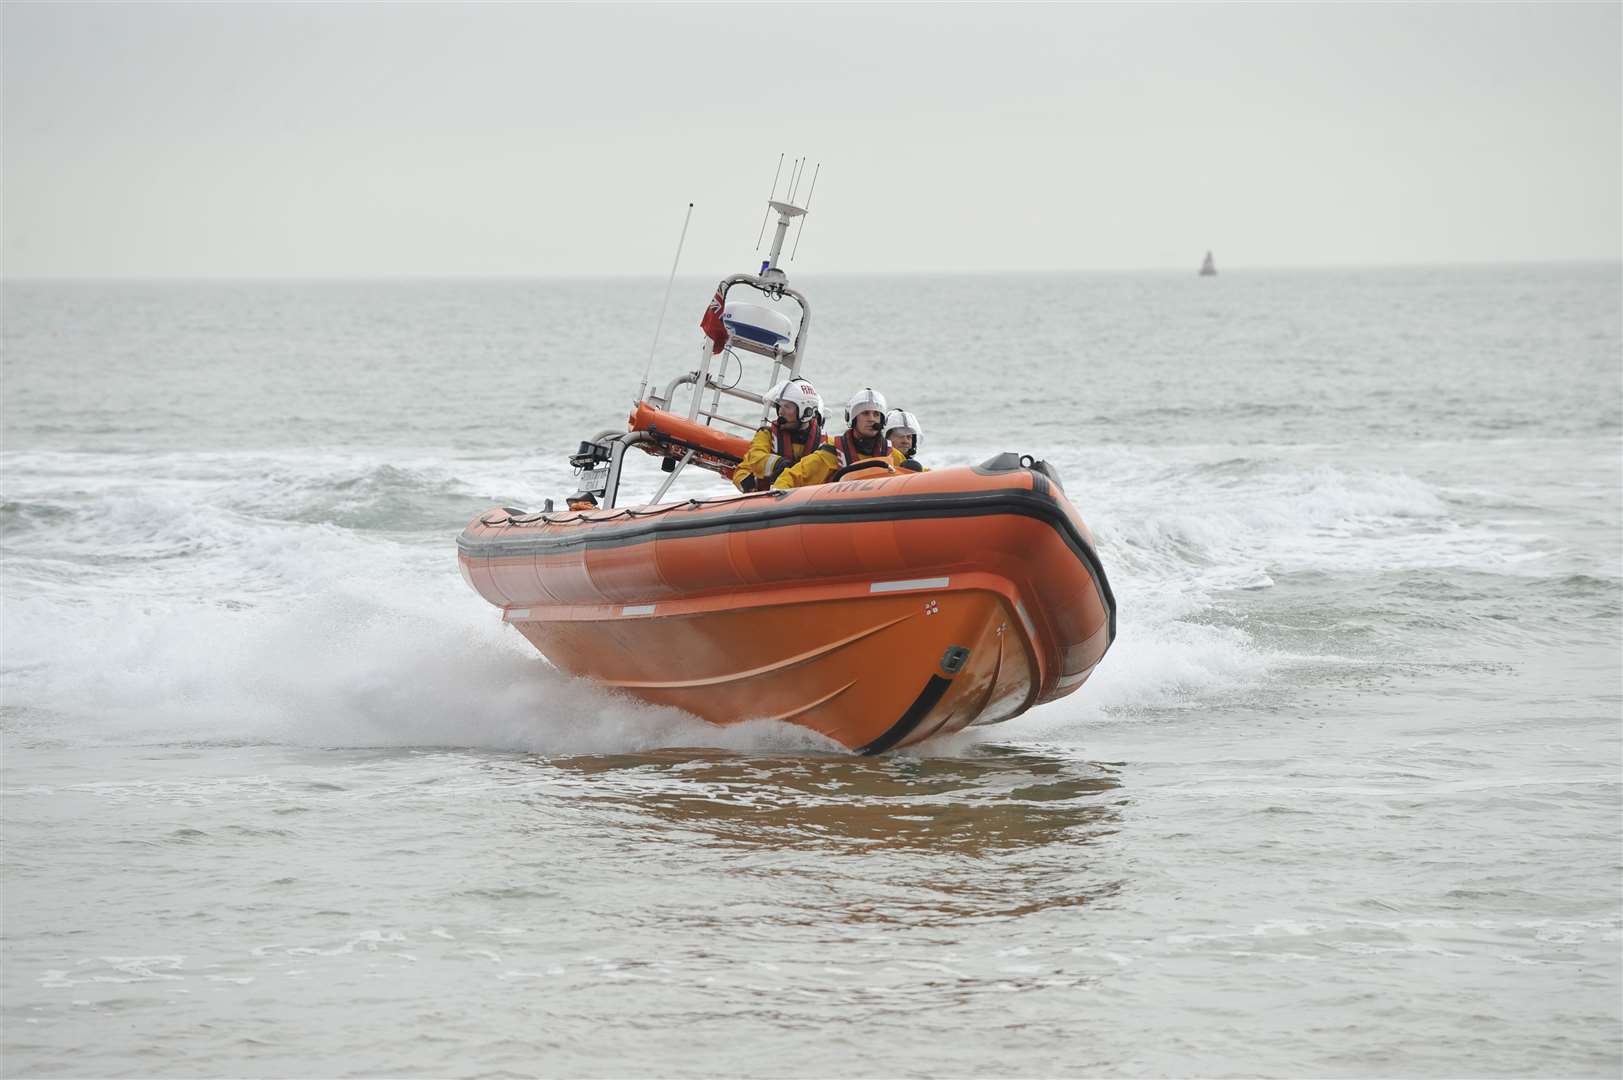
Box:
1199, 251, 1217, 277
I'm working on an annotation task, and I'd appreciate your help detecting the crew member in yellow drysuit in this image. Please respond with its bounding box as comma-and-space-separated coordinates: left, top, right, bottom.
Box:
884, 408, 927, 473
732, 379, 825, 492
772, 387, 908, 489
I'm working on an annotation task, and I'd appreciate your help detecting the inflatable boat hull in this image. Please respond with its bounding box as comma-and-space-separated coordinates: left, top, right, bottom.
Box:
457, 455, 1115, 752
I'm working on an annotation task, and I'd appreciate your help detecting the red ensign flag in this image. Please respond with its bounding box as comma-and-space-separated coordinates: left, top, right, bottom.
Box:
700, 288, 728, 354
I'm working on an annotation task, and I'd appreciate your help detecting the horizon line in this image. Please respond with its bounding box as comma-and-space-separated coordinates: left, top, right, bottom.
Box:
3, 255, 1620, 285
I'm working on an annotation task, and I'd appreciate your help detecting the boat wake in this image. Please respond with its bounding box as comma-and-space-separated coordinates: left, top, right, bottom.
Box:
2, 440, 1541, 755
1, 554, 859, 755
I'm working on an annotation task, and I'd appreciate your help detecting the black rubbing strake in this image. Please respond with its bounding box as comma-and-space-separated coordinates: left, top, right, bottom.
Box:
459, 484, 1118, 646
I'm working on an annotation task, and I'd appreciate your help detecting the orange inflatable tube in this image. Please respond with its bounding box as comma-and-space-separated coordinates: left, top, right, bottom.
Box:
627, 402, 752, 475
458, 454, 1115, 753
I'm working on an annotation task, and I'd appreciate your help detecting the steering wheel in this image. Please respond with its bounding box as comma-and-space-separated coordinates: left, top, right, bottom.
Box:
831, 458, 897, 482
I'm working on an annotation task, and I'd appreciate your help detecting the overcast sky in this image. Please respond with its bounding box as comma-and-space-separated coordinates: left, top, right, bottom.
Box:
4, 2, 1619, 277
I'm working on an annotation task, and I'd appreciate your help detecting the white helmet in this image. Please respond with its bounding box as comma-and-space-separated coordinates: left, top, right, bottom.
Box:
844, 386, 888, 424
762, 379, 790, 407
776, 379, 823, 421
884, 409, 921, 441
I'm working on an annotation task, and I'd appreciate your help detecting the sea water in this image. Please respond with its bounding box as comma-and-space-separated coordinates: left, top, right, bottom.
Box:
3, 265, 1619, 1077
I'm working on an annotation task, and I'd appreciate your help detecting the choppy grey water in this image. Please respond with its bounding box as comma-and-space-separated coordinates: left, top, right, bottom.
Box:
3, 265, 1620, 1078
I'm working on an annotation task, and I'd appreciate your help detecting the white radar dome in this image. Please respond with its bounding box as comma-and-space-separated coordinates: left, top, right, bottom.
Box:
722, 302, 793, 349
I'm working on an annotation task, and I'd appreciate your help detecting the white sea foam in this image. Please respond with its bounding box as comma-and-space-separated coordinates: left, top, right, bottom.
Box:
1, 466, 844, 755
3, 558, 840, 754
0, 428, 1579, 754
0, 442, 1261, 752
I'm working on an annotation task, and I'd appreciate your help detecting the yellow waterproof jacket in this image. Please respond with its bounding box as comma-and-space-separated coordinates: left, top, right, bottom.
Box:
731, 425, 822, 492
771, 437, 910, 490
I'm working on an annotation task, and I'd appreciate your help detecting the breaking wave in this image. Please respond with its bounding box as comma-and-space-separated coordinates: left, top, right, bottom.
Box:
0, 441, 1561, 753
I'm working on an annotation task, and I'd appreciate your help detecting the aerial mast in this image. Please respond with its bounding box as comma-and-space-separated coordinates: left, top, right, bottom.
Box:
757, 157, 817, 283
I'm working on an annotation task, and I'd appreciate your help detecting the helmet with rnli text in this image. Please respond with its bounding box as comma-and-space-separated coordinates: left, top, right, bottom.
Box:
884, 409, 921, 442
776, 379, 823, 423
844, 386, 888, 424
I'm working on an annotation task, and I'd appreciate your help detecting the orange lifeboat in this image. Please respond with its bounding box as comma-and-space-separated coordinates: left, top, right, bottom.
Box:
458, 451, 1115, 753
456, 180, 1116, 752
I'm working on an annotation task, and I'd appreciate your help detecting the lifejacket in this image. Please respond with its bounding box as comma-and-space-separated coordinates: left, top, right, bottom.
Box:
829, 429, 888, 468
737, 415, 824, 492
772, 415, 822, 470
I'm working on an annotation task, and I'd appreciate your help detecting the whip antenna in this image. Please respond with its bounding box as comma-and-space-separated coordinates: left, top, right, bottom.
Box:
637, 202, 694, 404
754, 154, 785, 251
786, 156, 805, 204
790, 162, 820, 261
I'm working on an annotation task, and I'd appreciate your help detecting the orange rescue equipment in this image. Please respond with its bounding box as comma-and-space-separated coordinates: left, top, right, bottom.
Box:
627, 402, 751, 476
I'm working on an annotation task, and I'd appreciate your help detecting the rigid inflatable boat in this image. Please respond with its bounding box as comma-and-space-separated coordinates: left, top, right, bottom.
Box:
457, 168, 1116, 752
